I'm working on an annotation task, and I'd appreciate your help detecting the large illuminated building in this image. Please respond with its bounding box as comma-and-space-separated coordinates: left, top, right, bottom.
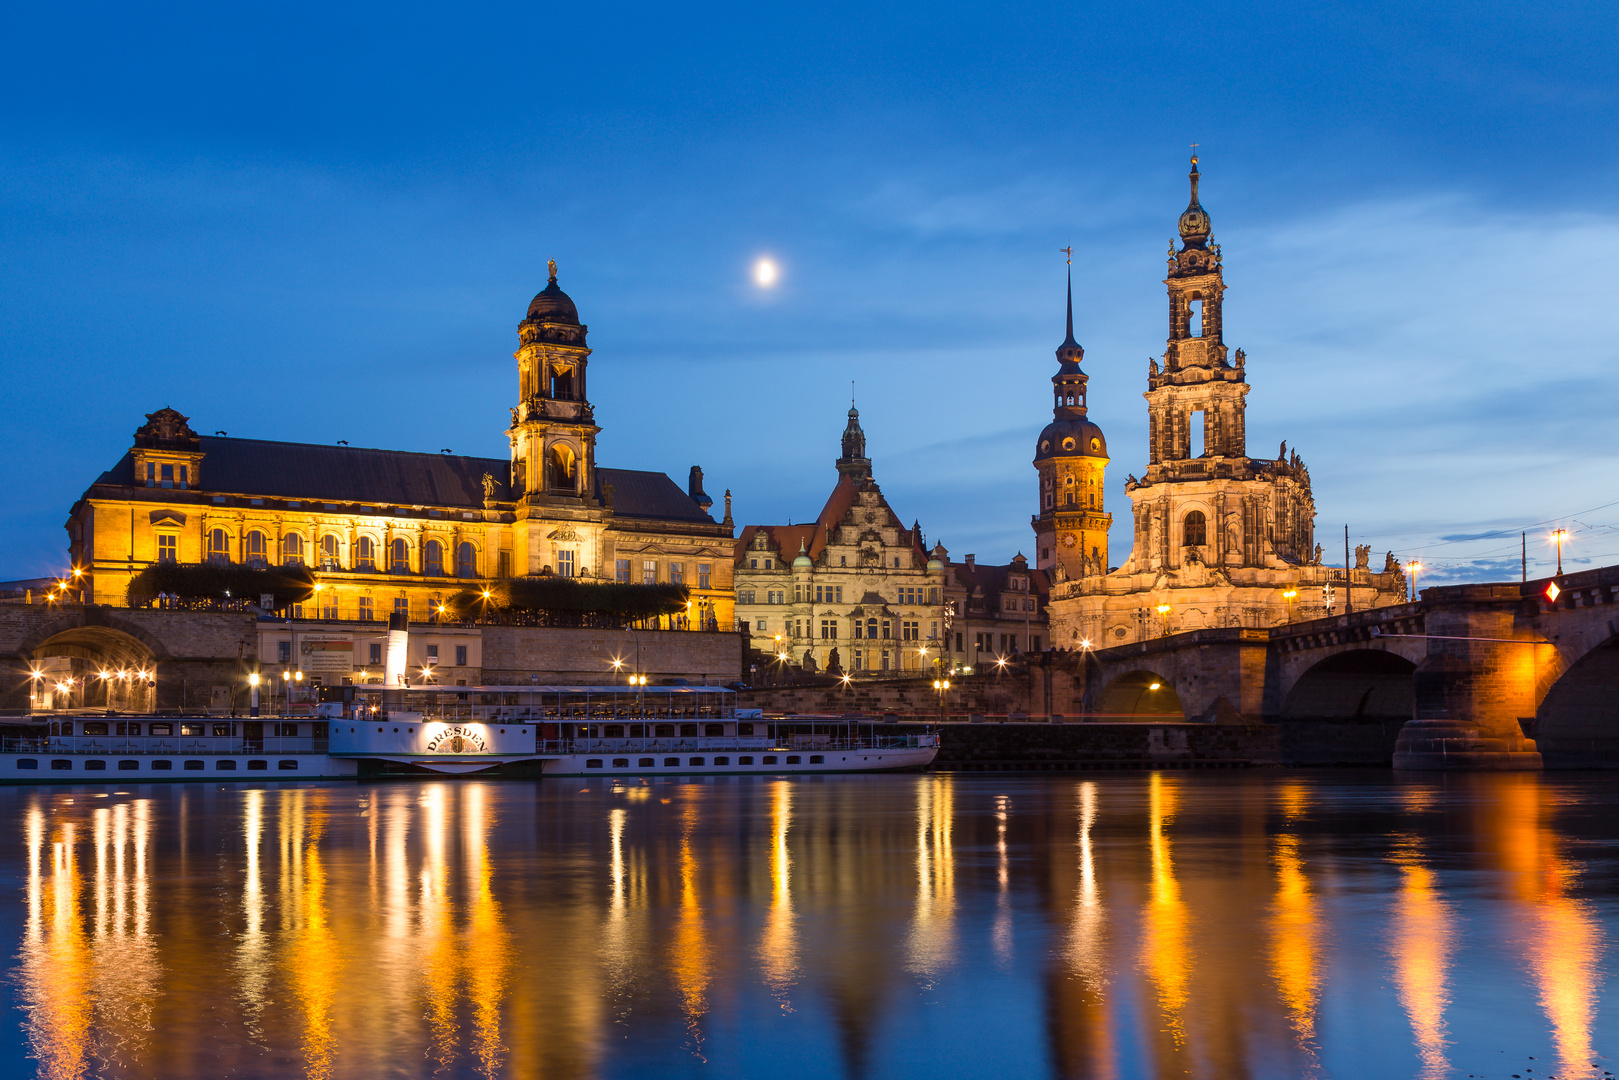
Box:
1045, 159, 1407, 647
65, 265, 736, 633
732, 408, 949, 675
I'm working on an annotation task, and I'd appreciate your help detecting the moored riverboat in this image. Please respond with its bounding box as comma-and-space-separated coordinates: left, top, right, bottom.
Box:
0, 685, 937, 783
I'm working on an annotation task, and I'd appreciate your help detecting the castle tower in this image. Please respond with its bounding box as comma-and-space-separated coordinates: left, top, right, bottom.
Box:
1033, 256, 1112, 581
508, 260, 600, 506
836, 404, 872, 481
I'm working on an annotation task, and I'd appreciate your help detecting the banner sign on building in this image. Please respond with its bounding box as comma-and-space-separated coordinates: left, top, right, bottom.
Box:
300, 636, 355, 673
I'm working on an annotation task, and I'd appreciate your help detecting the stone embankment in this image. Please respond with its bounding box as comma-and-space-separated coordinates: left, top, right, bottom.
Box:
883, 720, 1281, 771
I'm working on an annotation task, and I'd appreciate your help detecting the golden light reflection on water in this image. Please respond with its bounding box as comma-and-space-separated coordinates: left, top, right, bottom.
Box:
1268, 779, 1323, 1070
1389, 836, 1453, 1080
1140, 772, 1191, 1049
1487, 776, 1608, 1075
905, 774, 957, 981
758, 781, 799, 1002
3, 774, 1613, 1080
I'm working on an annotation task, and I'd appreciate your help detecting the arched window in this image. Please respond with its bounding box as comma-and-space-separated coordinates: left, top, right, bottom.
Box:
320, 534, 341, 571
355, 536, 376, 571
245, 530, 268, 568
424, 540, 444, 577
1184, 510, 1207, 548
283, 533, 304, 565
866, 617, 878, 640
1189, 296, 1203, 337
548, 444, 577, 492
208, 528, 230, 565
390, 537, 410, 574
456, 542, 477, 579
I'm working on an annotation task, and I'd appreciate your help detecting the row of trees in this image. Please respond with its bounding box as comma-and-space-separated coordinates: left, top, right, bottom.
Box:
126, 563, 689, 624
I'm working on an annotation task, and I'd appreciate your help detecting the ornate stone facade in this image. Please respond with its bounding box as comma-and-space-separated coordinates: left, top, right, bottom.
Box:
732, 409, 948, 676
1046, 159, 1407, 647
66, 268, 736, 631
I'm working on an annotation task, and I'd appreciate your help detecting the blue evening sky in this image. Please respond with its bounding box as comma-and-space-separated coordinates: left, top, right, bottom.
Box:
3, 2, 1616, 585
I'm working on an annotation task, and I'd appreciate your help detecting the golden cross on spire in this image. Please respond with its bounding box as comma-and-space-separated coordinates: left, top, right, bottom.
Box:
1060, 245, 1073, 264
1189, 140, 1199, 164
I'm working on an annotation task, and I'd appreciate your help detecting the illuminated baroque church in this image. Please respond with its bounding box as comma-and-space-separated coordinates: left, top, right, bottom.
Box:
1043, 158, 1407, 646
66, 264, 736, 628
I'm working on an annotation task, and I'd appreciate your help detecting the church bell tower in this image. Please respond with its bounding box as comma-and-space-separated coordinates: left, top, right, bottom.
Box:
508, 260, 600, 507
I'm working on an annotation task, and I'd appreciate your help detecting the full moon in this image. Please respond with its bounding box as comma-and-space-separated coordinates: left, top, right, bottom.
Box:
753, 257, 779, 287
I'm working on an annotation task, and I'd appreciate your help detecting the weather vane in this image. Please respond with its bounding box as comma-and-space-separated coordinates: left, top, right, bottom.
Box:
1060, 245, 1073, 264
1190, 140, 1199, 162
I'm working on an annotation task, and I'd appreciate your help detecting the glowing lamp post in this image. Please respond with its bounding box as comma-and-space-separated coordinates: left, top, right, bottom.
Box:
1406, 561, 1422, 603
1550, 529, 1568, 577
932, 678, 950, 724
1282, 589, 1298, 624
1156, 603, 1172, 638
249, 672, 261, 717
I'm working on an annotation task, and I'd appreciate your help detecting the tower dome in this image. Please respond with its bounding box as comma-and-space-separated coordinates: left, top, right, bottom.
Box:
526, 259, 580, 325
1177, 155, 1212, 249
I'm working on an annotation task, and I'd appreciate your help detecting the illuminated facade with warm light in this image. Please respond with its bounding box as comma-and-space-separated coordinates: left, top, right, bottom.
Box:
732, 408, 948, 675
63, 267, 736, 630
1047, 159, 1408, 646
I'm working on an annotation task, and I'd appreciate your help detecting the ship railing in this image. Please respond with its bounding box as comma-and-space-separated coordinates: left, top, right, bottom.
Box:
25, 736, 326, 755
543, 735, 929, 754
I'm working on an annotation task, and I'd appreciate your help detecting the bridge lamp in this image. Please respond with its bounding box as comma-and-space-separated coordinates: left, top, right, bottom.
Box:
1282, 589, 1298, 622
1405, 561, 1423, 603
1549, 529, 1569, 576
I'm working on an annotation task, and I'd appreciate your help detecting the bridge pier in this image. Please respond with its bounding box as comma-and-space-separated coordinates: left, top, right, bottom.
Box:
1392, 586, 1542, 771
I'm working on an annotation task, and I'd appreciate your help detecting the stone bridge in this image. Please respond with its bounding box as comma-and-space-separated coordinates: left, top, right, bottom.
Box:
1064, 564, 1619, 769
0, 604, 259, 713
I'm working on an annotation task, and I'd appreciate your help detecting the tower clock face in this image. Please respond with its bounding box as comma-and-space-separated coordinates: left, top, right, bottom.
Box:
1061, 533, 1077, 548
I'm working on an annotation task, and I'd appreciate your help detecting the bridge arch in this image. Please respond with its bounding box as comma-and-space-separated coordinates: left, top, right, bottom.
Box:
1279, 649, 1416, 764
17, 615, 166, 712
1097, 669, 1186, 719
1534, 634, 1619, 768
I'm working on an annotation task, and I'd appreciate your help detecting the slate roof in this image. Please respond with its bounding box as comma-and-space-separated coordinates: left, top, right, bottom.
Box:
91, 437, 714, 525
951, 557, 1051, 613
734, 474, 932, 566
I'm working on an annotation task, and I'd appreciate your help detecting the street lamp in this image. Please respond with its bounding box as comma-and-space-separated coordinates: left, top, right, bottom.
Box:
1282, 588, 1298, 623
932, 678, 950, 724
1550, 529, 1569, 576
1156, 603, 1172, 637
249, 672, 261, 717
1405, 560, 1422, 603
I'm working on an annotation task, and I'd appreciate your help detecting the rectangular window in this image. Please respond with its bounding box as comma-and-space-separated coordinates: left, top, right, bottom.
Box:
835, 586, 843, 603
394, 597, 409, 616
755, 618, 766, 632
815, 585, 823, 603
455, 645, 467, 666
557, 549, 575, 578
929, 587, 939, 604
616, 559, 630, 583
881, 650, 890, 671
368, 643, 382, 664
642, 559, 657, 585
821, 619, 836, 639
854, 621, 863, 639
902, 620, 919, 641
955, 632, 963, 651
497, 551, 511, 578
426, 645, 439, 661
146, 461, 154, 485
669, 561, 684, 585
278, 640, 292, 663
357, 597, 374, 621
157, 534, 177, 562
1031, 636, 1042, 652
764, 558, 772, 570
321, 598, 338, 620
750, 558, 758, 569
160, 463, 174, 488
881, 620, 890, 639
698, 563, 711, 589
291, 603, 304, 619
853, 649, 863, 670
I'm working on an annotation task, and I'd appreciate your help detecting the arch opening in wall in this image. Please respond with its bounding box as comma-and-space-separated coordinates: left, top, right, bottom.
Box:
424, 540, 445, 577
283, 532, 305, 566
245, 530, 268, 568
355, 535, 376, 571
1097, 671, 1185, 718
208, 528, 230, 565
548, 444, 578, 493
1280, 650, 1416, 765
390, 537, 410, 574
320, 534, 341, 571
24, 624, 160, 713
456, 541, 478, 579
1535, 636, 1619, 768
1188, 295, 1203, 337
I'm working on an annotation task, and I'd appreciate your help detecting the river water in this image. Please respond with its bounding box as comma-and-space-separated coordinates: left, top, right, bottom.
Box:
1, 772, 1615, 1080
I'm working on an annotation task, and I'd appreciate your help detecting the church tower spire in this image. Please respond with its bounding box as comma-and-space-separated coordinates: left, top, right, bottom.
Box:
508, 261, 600, 505
836, 402, 871, 481
1033, 249, 1111, 580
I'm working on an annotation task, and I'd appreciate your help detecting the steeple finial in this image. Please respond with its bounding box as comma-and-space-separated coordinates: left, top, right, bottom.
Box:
1177, 149, 1212, 248
1055, 248, 1083, 367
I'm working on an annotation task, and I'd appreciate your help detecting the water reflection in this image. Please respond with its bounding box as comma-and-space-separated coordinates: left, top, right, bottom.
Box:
4, 773, 1614, 1080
